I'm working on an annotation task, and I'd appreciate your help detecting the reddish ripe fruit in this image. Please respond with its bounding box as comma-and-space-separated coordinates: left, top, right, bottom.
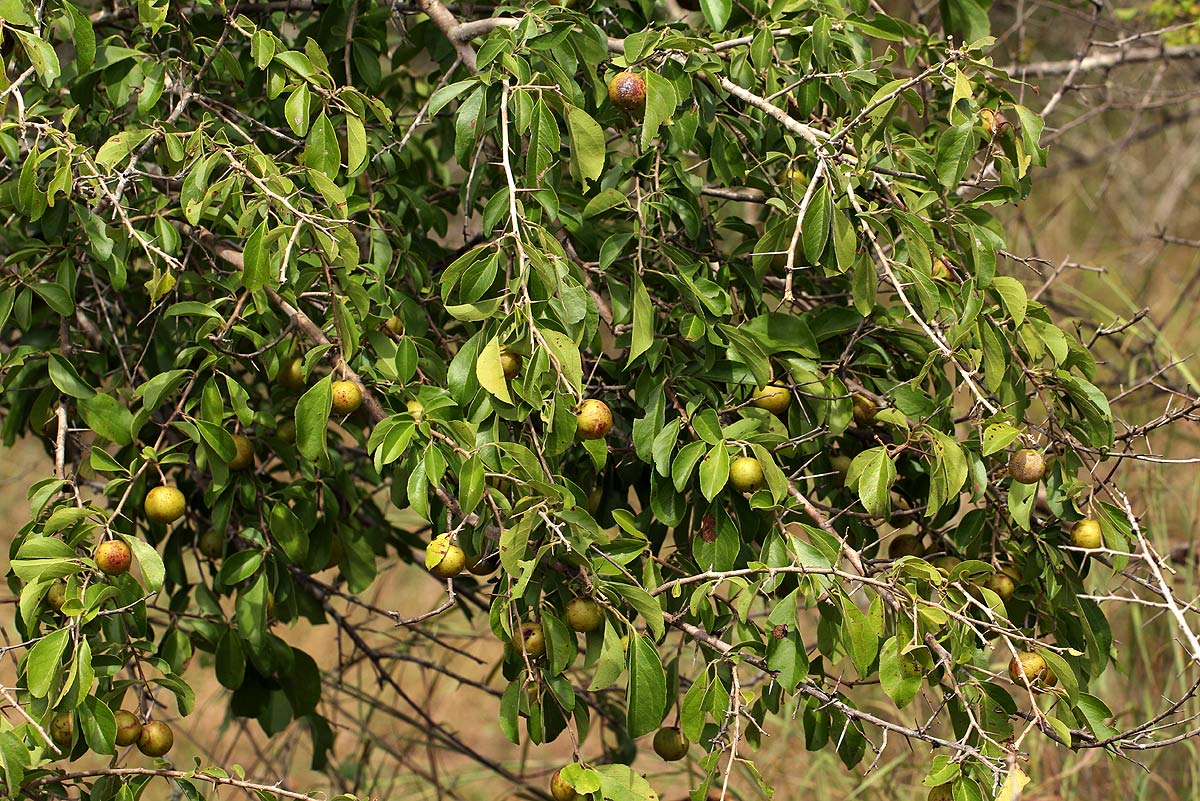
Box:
331, 380, 363, 415
607, 71, 647, 114
114, 710, 142, 747
575, 399, 613, 440
136, 720, 174, 757
95, 540, 133, 576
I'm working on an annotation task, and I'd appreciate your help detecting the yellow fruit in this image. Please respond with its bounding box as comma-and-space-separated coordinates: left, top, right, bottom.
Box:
137, 720, 173, 757
50, 711, 73, 748
95, 540, 133, 576
851, 393, 878, 426
500, 349, 523, 380
1008, 449, 1045, 485
550, 768, 578, 801
331, 380, 363, 415
1008, 651, 1050, 686
198, 530, 225, 560
565, 598, 604, 632
981, 572, 1016, 601
576, 399, 613, 440
144, 486, 186, 525
1071, 518, 1102, 549
889, 534, 925, 559
227, 434, 254, 471
519, 621, 546, 658
114, 710, 142, 747
931, 258, 952, 280
652, 727, 689, 761
749, 383, 791, 415
46, 581, 67, 611
425, 535, 465, 578
407, 399, 425, 423
384, 315, 404, 335
729, 457, 764, 493
607, 72, 646, 114
279, 357, 306, 391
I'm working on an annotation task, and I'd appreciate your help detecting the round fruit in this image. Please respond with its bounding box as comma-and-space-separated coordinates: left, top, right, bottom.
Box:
425, 535, 465, 578
576, 399, 613, 440
467, 552, 499, 576
830, 453, 852, 485
145, 486, 186, 525
519, 621, 546, 658
137, 720, 174, 757
331, 380, 363, 415
279, 357, 306, 391
980, 108, 1010, 137
729, 456, 764, 493
889, 534, 925, 559
652, 727, 689, 761
607, 71, 647, 114
197, 529, 225, 560
1008, 651, 1049, 686
749, 383, 791, 415
981, 572, 1016, 601
407, 399, 425, 423
1071, 518, 1103, 549
851, 393, 878, 426
46, 581, 67, 612
384, 315, 404, 335
929, 555, 961, 575
500, 349, 523, 380
1008, 449, 1045, 485
227, 434, 254, 471
550, 768, 577, 801
114, 710, 142, 747
50, 711, 73, 747
565, 598, 604, 633
95, 540, 133, 576
276, 419, 296, 443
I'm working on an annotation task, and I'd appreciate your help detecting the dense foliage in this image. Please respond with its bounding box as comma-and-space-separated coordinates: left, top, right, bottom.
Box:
0, 1, 1181, 799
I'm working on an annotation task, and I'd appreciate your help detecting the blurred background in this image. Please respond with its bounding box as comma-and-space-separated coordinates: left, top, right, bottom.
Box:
4, 2, 1200, 799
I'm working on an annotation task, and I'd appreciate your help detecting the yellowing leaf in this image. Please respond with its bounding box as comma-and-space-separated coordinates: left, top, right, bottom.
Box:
475, 335, 512, 404
997, 768, 1030, 801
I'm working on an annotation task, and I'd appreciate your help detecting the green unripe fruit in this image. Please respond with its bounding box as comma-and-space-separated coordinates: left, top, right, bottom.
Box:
519, 621, 546, 658
1071, 518, 1102, 549
144, 486, 186, 525
425, 535, 465, 578
114, 710, 142, 747
607, 72, 646, 114
1008, 651, 1050, 687
46, 581, 67, 611
50, 711, 73, 748
888, 534, 925, 559
276, 419, 296, 443
279, 357, 306, 391
407, 399, 425, 422
928, 784, 954, 801
830, 454, 852, 484
929, 555, 961, 575
330, 380, 363, 415
136, 720, 174, 757
95, 540, 133, 576
198, 530, 225, 560
749, 383, 791, 415
550, 768, 577, 801
565, 598, 604, 633
227, 434, 254, 471
1008, 449, 1045, 485
576, 399, 613, 440
729, 456, 764, 493
500, 349, 523, 380
652, 727, 689, 761
851, 393, 878, 426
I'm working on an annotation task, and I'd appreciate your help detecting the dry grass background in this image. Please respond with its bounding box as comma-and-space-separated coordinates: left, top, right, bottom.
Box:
5, 5, 1200, 800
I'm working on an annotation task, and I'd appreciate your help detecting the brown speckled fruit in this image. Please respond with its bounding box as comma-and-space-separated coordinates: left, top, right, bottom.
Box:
198, 529, 225, 560
729, 457, 764, 493
227, 434, 254, 471
980, 107, 1011, 137
981, 571, 1016, 601
519, 621, 546, 658
330, 380, 363, 415
749, 383, 791, 415
652, 727, 689, 761
607, 71, 646, 114
46, 581, 67, 611
114, 710, 142, 747
136, 720, 174, 757
889, 534, 925, 559
50, 711, 73, 748
550, 768, 578, 801
575, 399, 612, 440
144, 486, 186, 525
95, 540, 133, 576
565, 598, 604, 633
1008, 651, 1049, 686
425, 535, 465, 578
500, 349, 523, 380
1071, 518, 1102, 549
1008, 449, 1045, 485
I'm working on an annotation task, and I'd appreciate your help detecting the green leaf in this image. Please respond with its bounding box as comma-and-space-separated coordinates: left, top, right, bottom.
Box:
766, 630, 808, 692
48, 354, 95, 399
285, 83, 312, 136
846, 447, 895, 518
476, 335, 513, 405
566, 105, 605, 190
25, 627, 69, 698
539, 329, 583, 396
80, 696, 116, 755
241, 219, 269, 292
640, 72, 678, 150
878, 636, 922, 708
589, 621, 625, 691
935, 120, 975, 188
0, 0, 34, 25
982, 423, 1021, 456
95, 130, 153, 170
628, 275, 653, 365
78, 394, 134, 445
802, 182, 832, 264
125, 536, 164, 593
216, 628, 246, 690
698, 443, 730, 502
64, 2, 95, 74
13, 29, 60, 84
625, 633, 666, 738
295, 375, 332, 461
700, 0, 732, 31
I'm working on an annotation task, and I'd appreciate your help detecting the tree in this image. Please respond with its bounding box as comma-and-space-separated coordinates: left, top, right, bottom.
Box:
0, 1, 1197, 799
